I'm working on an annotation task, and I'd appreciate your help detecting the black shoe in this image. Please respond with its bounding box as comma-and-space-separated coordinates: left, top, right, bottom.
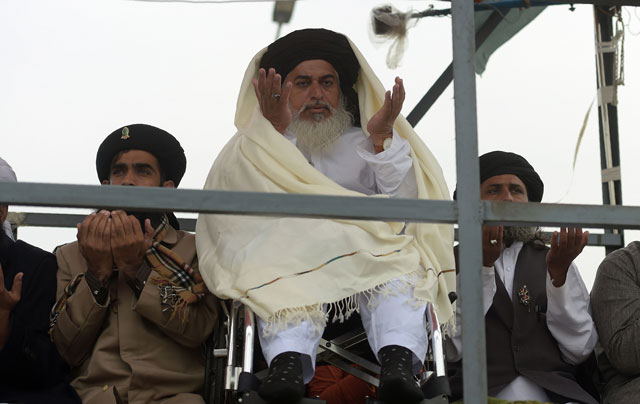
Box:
258, 351, 305, 403
378, 345, 424, 404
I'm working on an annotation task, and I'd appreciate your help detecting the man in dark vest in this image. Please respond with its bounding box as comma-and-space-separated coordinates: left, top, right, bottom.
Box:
447, 151, 598, 403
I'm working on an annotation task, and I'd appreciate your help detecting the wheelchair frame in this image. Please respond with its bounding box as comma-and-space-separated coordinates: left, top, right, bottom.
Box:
204, 299, 452, 404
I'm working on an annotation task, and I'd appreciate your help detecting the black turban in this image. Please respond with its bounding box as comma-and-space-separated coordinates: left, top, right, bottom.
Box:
96, 124, 186, 230
260, 28, 361, 125
453, 151, 544, 202
96, 124, 186, 187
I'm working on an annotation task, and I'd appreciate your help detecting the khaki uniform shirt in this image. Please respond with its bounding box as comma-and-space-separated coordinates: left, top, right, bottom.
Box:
51, 227, 218, 404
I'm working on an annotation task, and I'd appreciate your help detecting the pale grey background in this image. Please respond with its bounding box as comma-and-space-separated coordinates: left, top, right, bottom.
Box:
2, 0, 639, 290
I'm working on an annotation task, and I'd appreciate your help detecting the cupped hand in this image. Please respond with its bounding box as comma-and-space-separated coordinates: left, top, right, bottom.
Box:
77, 210, 113, 283
252, 68, 293, 134
546, 227, 588, 287
110, 211, 154, 280
367, 76, 405, 144
0, 263, 22, 312
482, 225, 503, 267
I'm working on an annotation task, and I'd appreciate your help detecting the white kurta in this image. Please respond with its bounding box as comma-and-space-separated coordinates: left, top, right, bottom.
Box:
258, 126, 427, 382
196, 39, 456, 338
447, 241, 598, 402
284, 126, 417, 198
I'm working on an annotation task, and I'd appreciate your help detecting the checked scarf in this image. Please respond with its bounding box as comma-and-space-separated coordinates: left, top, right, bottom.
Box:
50, 215, 205, 336
146, 216, 206, 322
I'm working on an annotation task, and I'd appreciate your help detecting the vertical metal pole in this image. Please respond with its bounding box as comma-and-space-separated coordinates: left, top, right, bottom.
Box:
226, 304, 239, 390
594, 5, 624, 255
242, 307, 256, 373
406, 11, 503, 127
452, 0, 487, 402
426, 303, 446, 378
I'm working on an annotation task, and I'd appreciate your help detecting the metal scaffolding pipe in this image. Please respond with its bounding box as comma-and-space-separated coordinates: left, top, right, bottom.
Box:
451, 0, 488, 401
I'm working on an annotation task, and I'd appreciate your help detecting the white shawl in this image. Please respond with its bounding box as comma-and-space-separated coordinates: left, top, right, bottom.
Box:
196, 36, 455, 333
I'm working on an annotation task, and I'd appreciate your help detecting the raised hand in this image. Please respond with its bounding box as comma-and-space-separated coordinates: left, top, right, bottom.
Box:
110, 211, 154, 280
0, 262, 21, 350
77, 210, 114, 283
367, 77, 405, 144
252, 67, 293, 134
0, 263, 22, 312
482, 225, 503, 267
546, 227, 589, 287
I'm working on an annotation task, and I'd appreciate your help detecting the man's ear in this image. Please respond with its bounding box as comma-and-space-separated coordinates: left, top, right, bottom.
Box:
162, 180, 175, 189
101, 179, 110, 185
0, 205, 8, 225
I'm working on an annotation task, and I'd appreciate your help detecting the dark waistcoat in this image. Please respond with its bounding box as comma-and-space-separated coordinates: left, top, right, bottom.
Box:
449, 244, 597, 404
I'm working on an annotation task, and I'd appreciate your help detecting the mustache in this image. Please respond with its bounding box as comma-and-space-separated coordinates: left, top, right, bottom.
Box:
124, 211, 164, 229
300, 101, 332, 112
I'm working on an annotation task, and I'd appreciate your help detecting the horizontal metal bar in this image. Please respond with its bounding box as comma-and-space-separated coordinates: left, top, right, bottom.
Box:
0, 182, 457, 223
406, 11, 502, 127
317, 338, 381, 376
317, 356, 380, 388
5, 183, 640, 231
452, 228, 623, 247
8, 212, 198, 232
419, 0, 636, 16
322, 328, 369, 349
477, 0, 638, 7
12, 211, 624, 248
547, 0, 638, 4
583, 231, 623, 247
483, 200, 640, 229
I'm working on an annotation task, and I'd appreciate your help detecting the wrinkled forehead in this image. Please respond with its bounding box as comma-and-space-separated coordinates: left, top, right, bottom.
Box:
110, 149, 160, 168
481, 173, 527, 188
285, 59, 339, 82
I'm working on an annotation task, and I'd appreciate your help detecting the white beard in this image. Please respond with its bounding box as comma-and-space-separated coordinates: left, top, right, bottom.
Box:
289, 97, 353, 156
503, 226, 538, 245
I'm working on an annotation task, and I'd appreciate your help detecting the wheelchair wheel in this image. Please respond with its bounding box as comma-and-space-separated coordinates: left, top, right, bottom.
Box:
204, 301, 246, 404
204, 307, 227, 404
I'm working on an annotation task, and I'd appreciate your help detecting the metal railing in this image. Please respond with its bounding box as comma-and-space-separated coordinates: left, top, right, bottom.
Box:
7, 210, 626, 249
2, 2, 634, 401
2, 182, 636, 404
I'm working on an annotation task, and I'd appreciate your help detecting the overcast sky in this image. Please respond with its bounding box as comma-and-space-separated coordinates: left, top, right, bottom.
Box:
2, 0, 639, 289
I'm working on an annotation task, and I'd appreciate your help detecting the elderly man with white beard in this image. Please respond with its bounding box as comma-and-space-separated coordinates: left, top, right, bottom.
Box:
446, 151, 599, 404
196, 29, 456, 404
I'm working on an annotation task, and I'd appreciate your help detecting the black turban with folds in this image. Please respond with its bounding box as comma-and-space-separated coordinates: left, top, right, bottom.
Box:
260, 28, 361, 125
96, 123, 186, 186
453, 151, 544, 202
96, 124, 186, 229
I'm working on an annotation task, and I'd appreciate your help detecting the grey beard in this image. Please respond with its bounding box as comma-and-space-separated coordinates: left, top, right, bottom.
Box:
502, 226, 539, 245
290, 97, 354, 156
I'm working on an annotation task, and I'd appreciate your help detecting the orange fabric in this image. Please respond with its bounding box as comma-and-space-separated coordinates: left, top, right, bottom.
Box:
308, 365, 376, 404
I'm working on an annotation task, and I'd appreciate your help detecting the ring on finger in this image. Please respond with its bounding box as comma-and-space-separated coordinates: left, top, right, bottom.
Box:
490, 239, 498, 246
271, 93, 281, 102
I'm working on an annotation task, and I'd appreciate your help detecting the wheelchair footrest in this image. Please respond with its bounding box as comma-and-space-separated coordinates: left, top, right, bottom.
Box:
365, 395, 449, 404
422, 375, 451, 398
237, 390, 327, 404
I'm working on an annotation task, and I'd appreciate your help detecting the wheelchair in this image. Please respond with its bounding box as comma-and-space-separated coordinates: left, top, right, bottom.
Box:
204, 297, 454, 404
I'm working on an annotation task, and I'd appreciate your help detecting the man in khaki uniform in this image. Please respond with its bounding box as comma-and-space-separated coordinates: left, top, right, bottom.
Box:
50, 124, 218, 404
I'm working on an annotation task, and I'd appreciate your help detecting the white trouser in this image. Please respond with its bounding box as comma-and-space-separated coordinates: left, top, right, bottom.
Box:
257, 279, 428, 383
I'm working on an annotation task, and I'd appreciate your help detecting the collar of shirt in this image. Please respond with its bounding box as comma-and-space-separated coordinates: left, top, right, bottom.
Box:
495, 241, 524, 300
284, 126, 377, 195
